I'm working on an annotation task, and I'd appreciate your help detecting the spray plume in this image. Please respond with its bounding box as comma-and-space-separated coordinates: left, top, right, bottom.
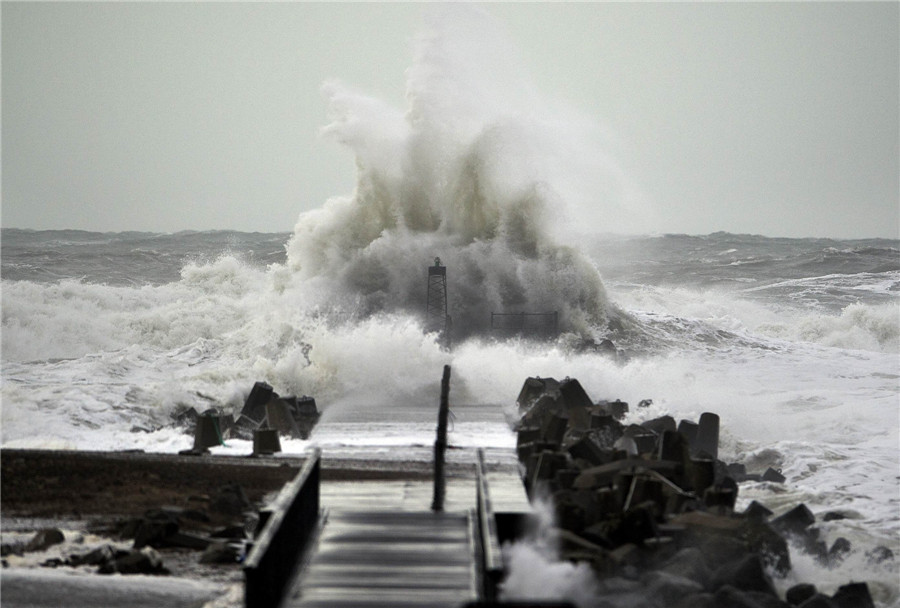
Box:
284, 6, 639, 339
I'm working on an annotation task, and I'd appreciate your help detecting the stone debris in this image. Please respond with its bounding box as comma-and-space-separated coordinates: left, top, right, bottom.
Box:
512, 375, 888, 608
16, 483, 264, 576
25, 528, 65, 553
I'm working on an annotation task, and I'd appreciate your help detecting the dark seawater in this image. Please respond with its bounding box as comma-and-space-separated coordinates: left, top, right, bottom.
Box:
2, 231, 898, 604
1, 229, 290, 286
588, 232, 900, 312
4, 228, 897, 304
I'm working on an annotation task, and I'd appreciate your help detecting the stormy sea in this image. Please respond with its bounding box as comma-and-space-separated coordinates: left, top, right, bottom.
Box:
2, 7, 898, 607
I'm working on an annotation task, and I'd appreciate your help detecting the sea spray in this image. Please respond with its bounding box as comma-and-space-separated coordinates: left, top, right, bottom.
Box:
281, 5, 645, 340
500, 497, 603, 607
1, 6, 897, 600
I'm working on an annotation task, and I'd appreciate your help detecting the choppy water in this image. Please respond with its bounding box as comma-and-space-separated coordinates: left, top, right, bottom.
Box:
2, 5, 898, 605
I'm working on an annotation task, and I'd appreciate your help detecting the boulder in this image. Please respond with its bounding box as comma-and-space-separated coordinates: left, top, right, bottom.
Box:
695, 412, 720, 460
265, 399, 301, 437
553, 468, 581, 490
771, 504, 815, 537
285, 395, 322, 439
517, 427, 541, 446
641, 570, 704, 605
825, 537, 852, 566
704, 477, 738, 513
796, 594, 837, 608
831, 582, 874, 608
607, 399, 629, 420
674, 593, 715, 608
132, 511, 179, 549
99, 547, 168, 575
520, 394, 563, 431
171, 406, 199, 428
25, 528, 65, 552
567, 435, 612, 466
741, 517, 791, 576
589, 415, 625, 448
727, 462, 748, 480
641, 415, 676, 435
573, 459, 679, 490
744, 591, 791, 608
688, 458, 716, 494
210, 483, 251, 516
163, 531, 211, 550
865, 545, 894, 565
211, 524, 249, 539
613, 436, 639, 457
659, 547, 713, 589
677, 419, 699, 445
786, 583, 817, 606
762, 467, 786, 483
558, 377, 593, 411
821, 511, 847, 522
516, 376, 557, 410
541, 414, 570, 446
530, 450, 569, 490
1, 541, 24, 557
608, 502, 659, 546
713, 585, 768, 608
199, 540, 245, 564
68, 544, 117, 567
552, 491, 587, 532
240, 381, 275, 424
743, 501, 774, 520
710, 553, 778, 596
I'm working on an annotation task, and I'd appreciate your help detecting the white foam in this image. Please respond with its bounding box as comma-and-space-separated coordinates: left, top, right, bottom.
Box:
1, 6, 898, 602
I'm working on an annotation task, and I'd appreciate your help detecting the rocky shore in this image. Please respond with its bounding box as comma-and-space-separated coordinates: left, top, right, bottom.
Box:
0, 446, 486, 599
2, 374, 896, 608
512, 375, 894, 608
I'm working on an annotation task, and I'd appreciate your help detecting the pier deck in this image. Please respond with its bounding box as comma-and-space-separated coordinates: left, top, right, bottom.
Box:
278, 449, 530, 608
286, 509, 477, 608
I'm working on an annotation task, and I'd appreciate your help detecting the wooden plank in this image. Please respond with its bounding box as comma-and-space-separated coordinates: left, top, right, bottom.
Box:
287, 510, 477, 608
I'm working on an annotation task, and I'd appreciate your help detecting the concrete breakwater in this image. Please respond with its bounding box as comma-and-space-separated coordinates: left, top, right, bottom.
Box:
511, 375, 892, 608
2, 370, 896, 608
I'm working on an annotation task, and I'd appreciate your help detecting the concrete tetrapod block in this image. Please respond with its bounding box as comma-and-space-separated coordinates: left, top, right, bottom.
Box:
694, 412, 719, 460
241, 381, 275, 424
265, 399, 301, 438
252, 429, 282, 456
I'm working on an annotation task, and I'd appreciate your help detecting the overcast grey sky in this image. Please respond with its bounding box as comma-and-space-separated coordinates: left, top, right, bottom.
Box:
2, 2, 898, 238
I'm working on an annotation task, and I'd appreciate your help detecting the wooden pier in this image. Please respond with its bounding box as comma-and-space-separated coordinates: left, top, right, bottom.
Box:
245, 448, 531, 608
288, 510, 477, 608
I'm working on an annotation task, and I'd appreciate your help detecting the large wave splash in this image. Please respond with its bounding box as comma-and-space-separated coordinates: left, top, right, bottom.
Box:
281, 6, 640, 339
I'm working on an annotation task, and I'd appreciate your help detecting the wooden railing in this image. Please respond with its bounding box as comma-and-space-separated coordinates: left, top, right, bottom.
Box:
244, 448, 321, 608
476, 448, 503, 600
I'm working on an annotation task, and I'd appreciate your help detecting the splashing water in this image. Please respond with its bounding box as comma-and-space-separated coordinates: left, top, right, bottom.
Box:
280, 6, 646, 340
2, 7, 897, 604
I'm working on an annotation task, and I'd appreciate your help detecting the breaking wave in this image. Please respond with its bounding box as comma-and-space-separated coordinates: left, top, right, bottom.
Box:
279, 6, 645, 339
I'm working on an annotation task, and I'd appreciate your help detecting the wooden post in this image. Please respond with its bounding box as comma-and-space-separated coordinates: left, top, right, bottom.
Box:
432, 365, 451, 512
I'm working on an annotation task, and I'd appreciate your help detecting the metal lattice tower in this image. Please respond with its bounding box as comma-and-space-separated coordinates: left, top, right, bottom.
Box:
426, 257, 450, 346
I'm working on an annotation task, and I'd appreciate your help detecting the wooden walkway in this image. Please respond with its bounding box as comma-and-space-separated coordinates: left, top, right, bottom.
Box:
286, 509, 478, 608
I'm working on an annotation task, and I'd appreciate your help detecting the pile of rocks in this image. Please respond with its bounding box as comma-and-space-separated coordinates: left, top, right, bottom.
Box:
2, 527, 170, 575
513, 376, 888, 608
2, 482, 260, 576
